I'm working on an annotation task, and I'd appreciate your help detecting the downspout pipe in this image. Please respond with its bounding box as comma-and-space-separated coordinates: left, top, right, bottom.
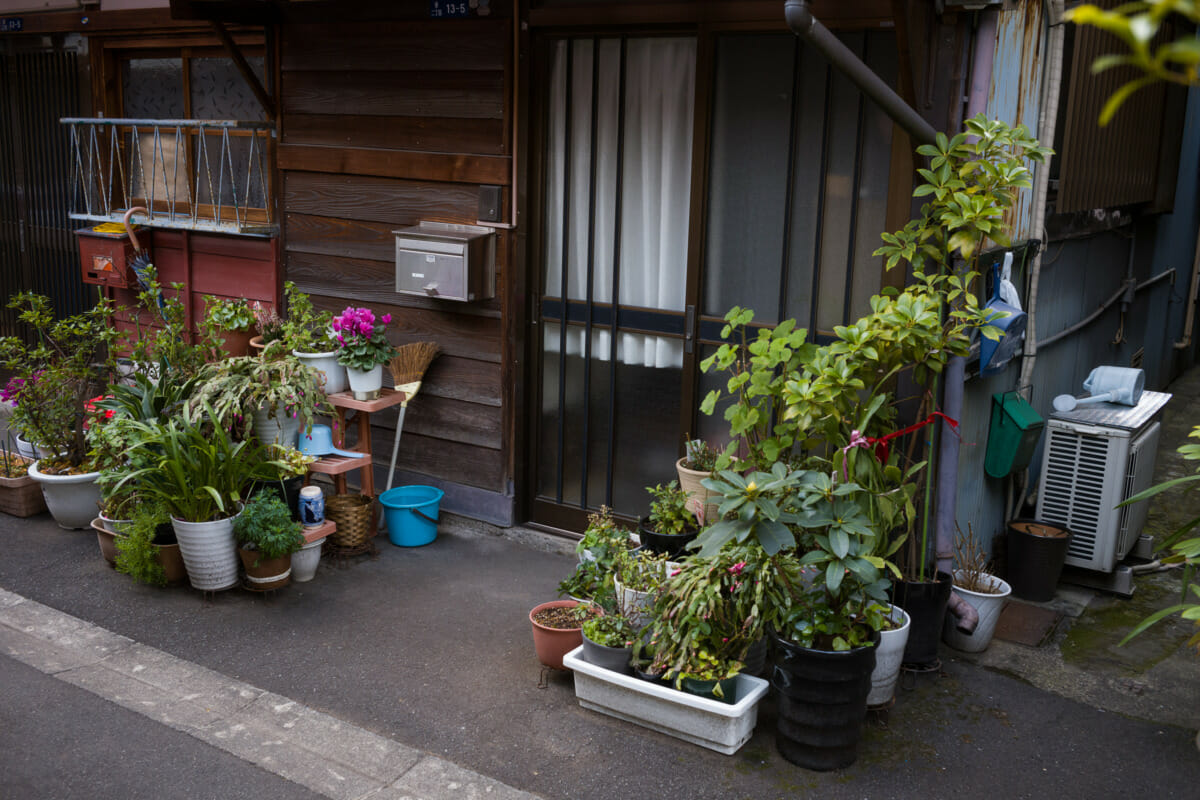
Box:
784, 0, 937, 146
938, 9, 999, 586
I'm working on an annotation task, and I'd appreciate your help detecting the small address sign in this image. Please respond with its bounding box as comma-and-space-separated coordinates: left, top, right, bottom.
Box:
429, 1, 469, 18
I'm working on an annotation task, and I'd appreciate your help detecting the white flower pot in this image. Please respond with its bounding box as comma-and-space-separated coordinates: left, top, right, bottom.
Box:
345, 364, 383, 401
563, 645, 769, 755
613, 577, 654, 628
27, 461, 102, 530
252, 401, 301, 448
171, 515, 241, 592
292, 349, 347, 395
867, 605, 911, 708
292, 537, 324, 582
943, 571, 1012, 653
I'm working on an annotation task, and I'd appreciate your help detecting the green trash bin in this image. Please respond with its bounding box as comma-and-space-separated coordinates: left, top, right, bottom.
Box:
984, 391, 1044, 478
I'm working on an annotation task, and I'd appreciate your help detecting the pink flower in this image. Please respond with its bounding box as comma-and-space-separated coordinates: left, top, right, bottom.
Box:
728, 561, 747, 576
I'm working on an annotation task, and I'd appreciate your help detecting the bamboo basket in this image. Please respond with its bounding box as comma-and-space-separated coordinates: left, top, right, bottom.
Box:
325, 494, 373, 548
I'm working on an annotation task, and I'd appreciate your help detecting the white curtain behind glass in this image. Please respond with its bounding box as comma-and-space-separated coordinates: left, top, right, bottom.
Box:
543, 37, 695, 369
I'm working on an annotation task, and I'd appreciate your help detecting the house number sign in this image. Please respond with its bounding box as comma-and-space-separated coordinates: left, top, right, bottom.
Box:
0, 18, 23, 32
429, 1, 469, 18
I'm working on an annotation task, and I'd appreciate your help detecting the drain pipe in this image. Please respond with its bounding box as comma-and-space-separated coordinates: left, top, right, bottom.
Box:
1017, 0, 1067, 397
784, 0, 937, 146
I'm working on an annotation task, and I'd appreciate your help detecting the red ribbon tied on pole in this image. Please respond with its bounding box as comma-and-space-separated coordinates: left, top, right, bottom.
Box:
840, 412, 961, 475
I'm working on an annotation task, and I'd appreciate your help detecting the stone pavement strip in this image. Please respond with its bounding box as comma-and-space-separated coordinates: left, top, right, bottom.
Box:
0, 587, 543, 800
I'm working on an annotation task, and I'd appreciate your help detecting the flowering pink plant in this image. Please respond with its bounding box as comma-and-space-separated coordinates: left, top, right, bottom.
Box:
331, 307, 394, 371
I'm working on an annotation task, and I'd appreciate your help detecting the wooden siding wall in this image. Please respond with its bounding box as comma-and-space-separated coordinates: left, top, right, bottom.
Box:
278, 19, 513, 521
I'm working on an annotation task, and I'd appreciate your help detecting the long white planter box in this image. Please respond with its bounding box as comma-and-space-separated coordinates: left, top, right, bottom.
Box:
562, 645, 769, 755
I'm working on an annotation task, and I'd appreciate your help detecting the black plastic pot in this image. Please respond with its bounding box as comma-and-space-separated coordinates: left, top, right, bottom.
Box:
250, 476, 304, 521
891, 571, 953, 668
637, 516, 699, 559
680, 675, 739, 704
1006, 519, 1071, 602
770, 630, 879, 771
581, 632, 634, 676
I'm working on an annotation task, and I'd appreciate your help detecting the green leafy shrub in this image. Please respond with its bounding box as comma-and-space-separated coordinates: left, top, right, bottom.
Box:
234, 492, 303, 565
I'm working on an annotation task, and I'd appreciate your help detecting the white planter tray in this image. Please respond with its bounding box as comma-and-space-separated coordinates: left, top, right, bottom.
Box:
562, 645, 769, 755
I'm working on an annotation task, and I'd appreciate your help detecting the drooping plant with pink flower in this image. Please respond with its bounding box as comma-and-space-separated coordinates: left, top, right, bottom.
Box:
331, 306, 394, 371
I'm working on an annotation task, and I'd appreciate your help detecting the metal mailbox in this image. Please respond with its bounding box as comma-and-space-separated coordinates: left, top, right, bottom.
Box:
393, 221, 495, 302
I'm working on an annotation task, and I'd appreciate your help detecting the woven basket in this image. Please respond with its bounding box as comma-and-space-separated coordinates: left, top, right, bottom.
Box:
326, 494, 373, 548
0, 467, 48, 518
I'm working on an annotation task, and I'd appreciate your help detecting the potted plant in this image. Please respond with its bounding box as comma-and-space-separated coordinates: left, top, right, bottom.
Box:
249, 301, 285, 356
332, 305, 394, 400
638, 481, 701, 559
281, 281, 346, 395
250, 444, 316, 521
203, 295, 258, 358
0, 292, 118, 529
111, 497, 187, 586
558, 506, 634, 602
612, 546, 669, 628
580, 611, 638, 675
188, 354, 331, 447
112, 402, 283, 592
941, 526, 1011, 653
234, 491, 304, 589
530, 599, 600, 671
676, 438, 720, 523
0, 448, 46, 518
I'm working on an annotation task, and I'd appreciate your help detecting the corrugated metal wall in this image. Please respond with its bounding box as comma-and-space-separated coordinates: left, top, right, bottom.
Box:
0, 44, 90, 338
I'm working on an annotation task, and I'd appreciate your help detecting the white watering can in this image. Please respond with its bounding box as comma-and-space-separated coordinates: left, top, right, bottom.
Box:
1052, 366, 1145, 412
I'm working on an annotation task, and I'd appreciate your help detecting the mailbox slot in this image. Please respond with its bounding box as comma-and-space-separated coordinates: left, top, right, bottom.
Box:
393, 222, 495, 302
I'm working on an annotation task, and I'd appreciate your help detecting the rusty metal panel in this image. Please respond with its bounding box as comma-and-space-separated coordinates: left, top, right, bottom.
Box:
1057, 0, 1168, 212
987, 0, 1046, 243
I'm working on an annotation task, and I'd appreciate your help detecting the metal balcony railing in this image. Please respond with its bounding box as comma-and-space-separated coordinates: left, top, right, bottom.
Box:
60, 117, 276, 236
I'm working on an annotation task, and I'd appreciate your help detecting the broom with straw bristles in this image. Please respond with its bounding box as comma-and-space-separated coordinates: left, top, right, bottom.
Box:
381, 343, 442, 525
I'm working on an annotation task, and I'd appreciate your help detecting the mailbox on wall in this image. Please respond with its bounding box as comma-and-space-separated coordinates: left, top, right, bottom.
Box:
393, 221, 495, 302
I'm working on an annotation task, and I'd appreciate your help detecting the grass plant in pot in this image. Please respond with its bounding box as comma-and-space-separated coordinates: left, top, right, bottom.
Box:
234, 492, 304, 590
639, 481, 702, 559
332, 305, 394, 401
113, 402, 283, 592
282, 281, 346, 395
942, 527, 1011, 653
0, 292, 119, 529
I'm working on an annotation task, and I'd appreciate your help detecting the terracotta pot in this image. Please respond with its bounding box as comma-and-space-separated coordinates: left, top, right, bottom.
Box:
675, 457, 719, 525
238, 548, 292, 590
530, 599, 585, 671
217, 328, 254, 358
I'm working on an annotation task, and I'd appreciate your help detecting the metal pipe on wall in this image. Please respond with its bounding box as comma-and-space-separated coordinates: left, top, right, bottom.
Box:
784, 0, 937, 146
936, 8, 1000, 577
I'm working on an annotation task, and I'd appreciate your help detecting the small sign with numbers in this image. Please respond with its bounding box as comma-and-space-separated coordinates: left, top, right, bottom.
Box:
429, 1, 469, 18
0, 18, 23, 33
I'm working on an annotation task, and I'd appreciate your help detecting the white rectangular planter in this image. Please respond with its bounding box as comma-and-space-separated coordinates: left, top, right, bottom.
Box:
562, 645, 769, 755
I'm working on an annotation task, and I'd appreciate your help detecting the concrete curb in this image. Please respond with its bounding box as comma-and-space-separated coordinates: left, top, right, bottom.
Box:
0, 587, 542, 800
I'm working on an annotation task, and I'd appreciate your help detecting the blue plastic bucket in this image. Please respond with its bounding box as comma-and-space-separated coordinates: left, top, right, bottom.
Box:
379, 485, 444, 547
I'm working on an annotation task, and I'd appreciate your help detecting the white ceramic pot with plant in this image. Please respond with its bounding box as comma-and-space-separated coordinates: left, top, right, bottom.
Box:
27, 460, 102, 530
332, 306, 394, 401
943, 570, 1011, 653
292, 349, 346, 395
252, 401, 301, 448
867, 604, 911, 708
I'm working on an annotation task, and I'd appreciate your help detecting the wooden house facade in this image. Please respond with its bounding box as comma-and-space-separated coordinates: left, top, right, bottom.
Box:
3, 0, 1198, 547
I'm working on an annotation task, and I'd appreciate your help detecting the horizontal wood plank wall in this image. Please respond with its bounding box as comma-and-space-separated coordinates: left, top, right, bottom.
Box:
279, 18, 513, 516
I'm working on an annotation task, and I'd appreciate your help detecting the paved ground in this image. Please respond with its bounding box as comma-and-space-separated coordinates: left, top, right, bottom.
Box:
2, 372, 1200, 798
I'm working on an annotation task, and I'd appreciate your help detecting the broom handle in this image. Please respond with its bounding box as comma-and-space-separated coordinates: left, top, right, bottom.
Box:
385, 404, 407, 494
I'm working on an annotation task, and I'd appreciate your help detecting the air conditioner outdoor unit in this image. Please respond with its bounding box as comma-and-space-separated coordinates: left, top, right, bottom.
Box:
1035, 391, 1170, 590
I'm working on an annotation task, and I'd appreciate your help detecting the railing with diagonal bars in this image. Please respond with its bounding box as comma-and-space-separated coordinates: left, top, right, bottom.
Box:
59, 117, 276, 236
